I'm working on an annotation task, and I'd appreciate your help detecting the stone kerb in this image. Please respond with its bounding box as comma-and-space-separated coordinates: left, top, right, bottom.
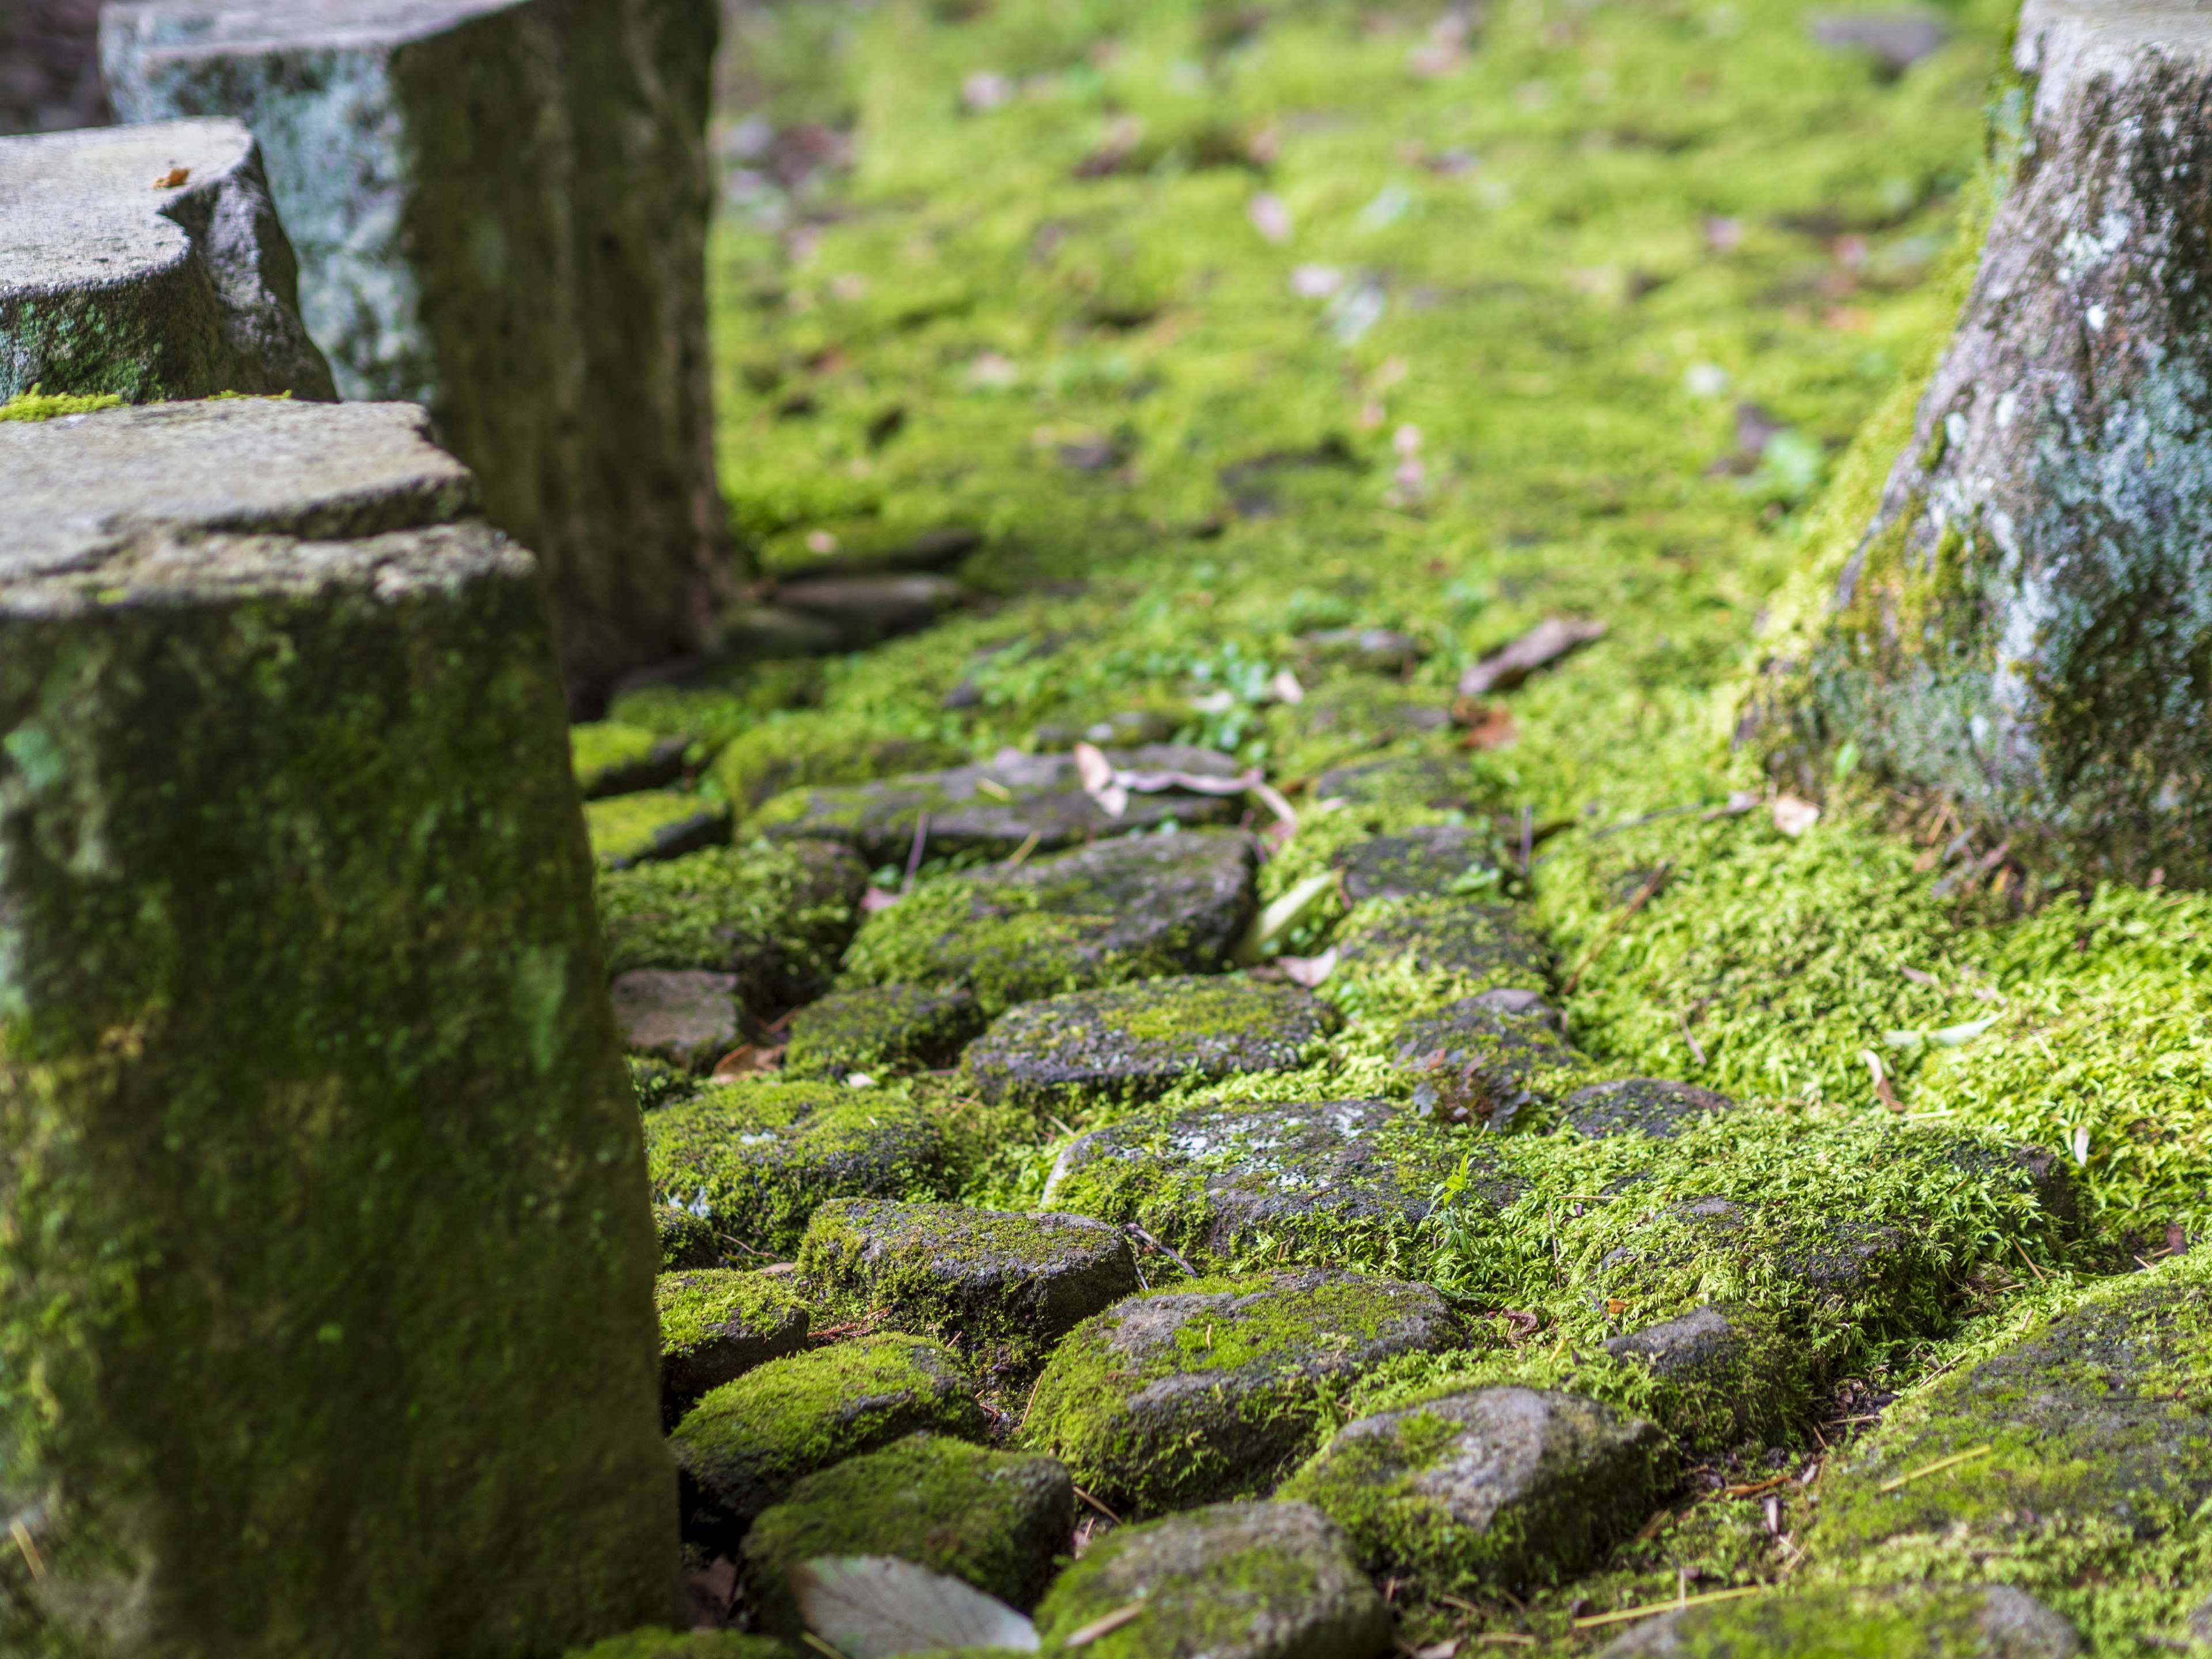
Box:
0, 396, 677, 1656
101, 0, 734, 707
0, 119, 337, 402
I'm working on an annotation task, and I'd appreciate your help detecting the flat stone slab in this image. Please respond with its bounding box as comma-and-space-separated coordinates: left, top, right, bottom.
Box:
753, 744, 1248, 865
656, 1268, 810, 1406
1394, 988, 1583, 1128
1032, 1501, 1390, 1659
0, 397, 473, 583
671, 1334, 987, 1541
585, 789, 733, 870
1599, 1584, 2080, 1658
599, 838, 869, 1008
964, 975, 1339, 1113
1282, 1386, 1675, 1588
573, 721, 690, 798
800, 1199, 1139, 1365
609, 969, 738, 1071
1566, 1078, 1737, 1140
1335, 824, 1501, 901
643, 1081, 956, 1257
1313, 752, 1488, 809
1024, 1268, 1462, 1513
1044, 1098, 1517, 1266
1603, 1302, 1797, 1452
1816, 1247, 2212, 1558
0, 119, 335, 403
767, 572, 969, 649
1337, 897, 1556, 989
784, 983, 984, 1081
843, 830, 1259, 1015
743, 1432, 1073, 1637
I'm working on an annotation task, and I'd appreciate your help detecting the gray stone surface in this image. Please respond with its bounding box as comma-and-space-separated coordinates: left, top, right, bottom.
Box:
801, 1199, 1139, 1362
1044, 1097, 1516, 1265
1394, 988, 1582, 1128
1566, 1077, 1737, 1140
1033, 1501, 1391, 1659
1600, 1584, 2080, 1658
609, 968, 740, 1071
1338, 898, 1556, 989
1335, 823, 1500, 901
1810, 9, 1948, 73
766, 573, 969, 650
964, 975, 1339, 1113
104, 0, 732, 704
0, 396, 473, 582
1024, 1270, 1463, 1512
755, 744, 1248, 865
1603, 1303, 1798, 1452
1282, 1387, 1676, 1586
0, 399, 676, 1650
1313, 751, 1485, 809
0, 119, 335, 402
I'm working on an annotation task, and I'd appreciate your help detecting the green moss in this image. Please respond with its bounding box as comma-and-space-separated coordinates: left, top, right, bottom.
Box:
740, 1432, 1072, 1635
656, 1203, 722, 1271
669, 1333, 988, 1534
1588, 1585, 2070, 1657
573, 721, 685, 797
657, 1270, 810, 1366
586, 789, 733, 870
562, 1631, 794, 1659
0, 387, 124, 423
642, 1080, 960, 1256
711, 711, 961, 819
783, 984, 985, 1081
1329, 897, 1556, 1024
598, 837, 866, 1003
608, 662, 825, 759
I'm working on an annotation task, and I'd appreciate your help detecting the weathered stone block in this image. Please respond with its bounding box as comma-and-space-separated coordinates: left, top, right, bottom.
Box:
656, 1268, 810, 1410
609, 967, 739, 1071
783, 984, 984, 1082
103, 0, 731, 703
1393, 988, 1584, 1130
1335, 824, 1500, 902
1565, 1077, 1737, 1141
0, 397, 675, 1654
0, 119, 334, 403
1599, 1584, 2080, 1658
1336, 898, 1556, 990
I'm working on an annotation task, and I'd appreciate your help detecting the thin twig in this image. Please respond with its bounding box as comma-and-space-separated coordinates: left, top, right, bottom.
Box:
903, 809, 930, 890
1126, 1223, 1196, 1277
1877, 1444, 1992, 1493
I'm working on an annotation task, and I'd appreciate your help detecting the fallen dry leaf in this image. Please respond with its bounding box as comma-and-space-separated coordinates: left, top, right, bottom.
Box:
1452, 698, 1518, 750
1772, 794, 1821, 837
1459, 616, 1607, 696
1278, 946, 1338, 988
153, 166, 191, 189
711, 1044, 784, 1081
791, 1555, 1038, 1656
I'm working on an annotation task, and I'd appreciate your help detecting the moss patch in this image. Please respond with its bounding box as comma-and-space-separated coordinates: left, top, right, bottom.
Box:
656, 1269, 812, 1405
712, 713, 961, 820
586, 789, 733, 870
573, 721, 688, 798
783, 983, 984, 1082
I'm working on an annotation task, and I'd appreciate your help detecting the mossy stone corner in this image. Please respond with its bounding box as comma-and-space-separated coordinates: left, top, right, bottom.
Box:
643, 1080, 956, 1257
753, 744, 1247, 864
1566, 1079, 1739, 1142
0, 120, 335, 403
964, 975, 1340, 1115
712, 717, 962, 819
1603, 1304, 1805, 1453
611, 969, 740, 1071
1337, 898, 1556, 994
1814, 1246, 2212, 1562
657, 1203, 722, 1271
671, 1333, 988, 1541
1044, 1099, 1506, 1268
842, 830, 1259, 1016
0, 399, 675, 1652
798, 1199, 1139, 1366
741, 1433, 1074, 1638
574, 720, 691, 799
1032, 1501, 1390, 1659
1596, 1584, 2082, 1658
1336, 824, 1502, 902
599, 838, 869, 1007
588, 789, 734, 870
1394, 990, 1585, 1130
784, 984, 984, 1082
1280, 1387, 1676, 1592
1023, 1269, 1463, 1514
1312, 752, 1494, 813
657, 1268, 811, 1409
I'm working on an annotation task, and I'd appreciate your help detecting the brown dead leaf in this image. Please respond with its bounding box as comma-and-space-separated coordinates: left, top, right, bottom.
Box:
1459, 616, 1607, 695
711, 1044, 785, 1081
1452, 698, 1518, 750
154, 167, 191, 189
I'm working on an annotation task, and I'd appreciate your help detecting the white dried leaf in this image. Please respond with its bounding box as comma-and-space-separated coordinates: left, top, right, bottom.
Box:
793, 1555, 1039, 1657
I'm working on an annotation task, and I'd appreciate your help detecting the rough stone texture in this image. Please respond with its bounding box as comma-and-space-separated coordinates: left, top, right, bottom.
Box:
1777, 0, 2212, 881
765, 572, 969, 650
0, 400, 676, 1653
609, 968, 738, 1071
741, 1433, 1073, 1636
1044, 1098, 1513, 1266
1604, 1303, 1799, 1452
599, 838, 868, 1007
573, 721, 690, 799
656, 1268, 810, 1408
783, 983, 984, 1081
842, 830, 1260, 1016
1280, 1387, 1676, 1588
643, 1080, 956, 1256
0, 396, 473, 580
1031, 1501, 1391, 1659
1599, 1584, 2081, 1658
104, 0, 732, 706
1336, 898, 1555, 989
0, 120, 334, 402
1565, 1077, 1737, 1141
1393, 988, 1583, 1129
1335, 824, 1500, 902
656, 1202, 723, 1271
586, 789, 733, 871
753, 744, 1248, 864
1286, 677, 1456, 755
671, 1334, 988, 1541
1024, 1270, 1463, 1513
799, 1198, 1139, 1363
964, 975, 1339, 1113
1816, 1246, 2212, 1557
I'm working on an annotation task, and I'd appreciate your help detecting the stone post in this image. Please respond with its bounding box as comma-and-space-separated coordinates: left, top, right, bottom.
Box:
0, 397, 677, 1655
1771, 0, 2212, 881
0, 119, 336, 402
101, 0, 734, 709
